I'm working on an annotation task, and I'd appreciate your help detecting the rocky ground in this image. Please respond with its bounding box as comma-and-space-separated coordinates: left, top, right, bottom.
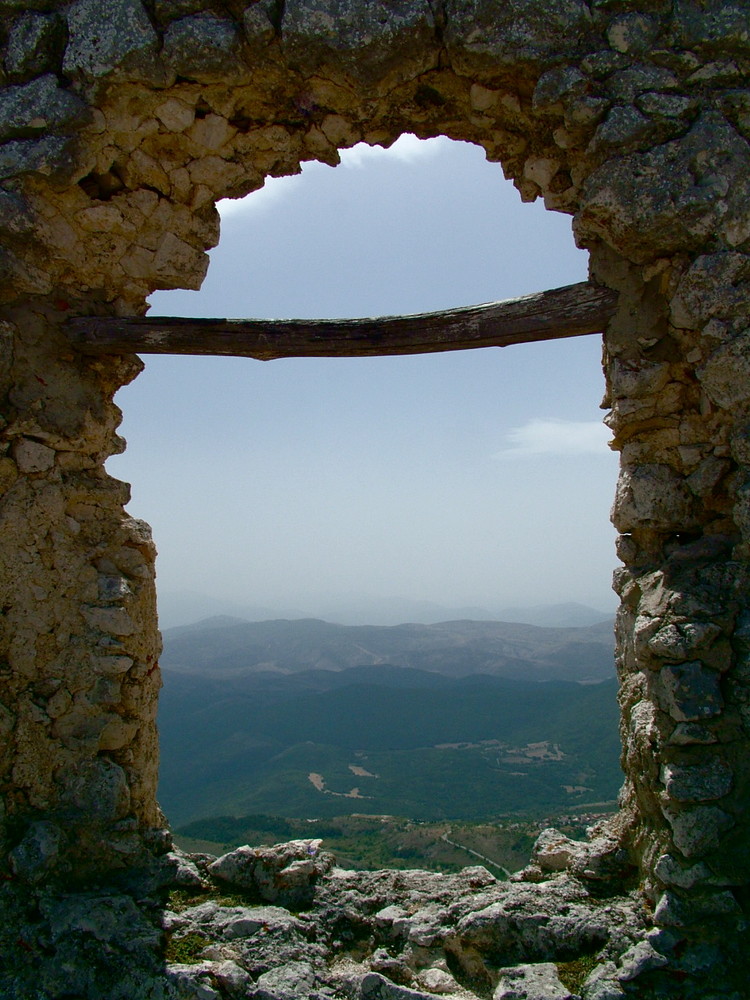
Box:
0, 832, 742, 1000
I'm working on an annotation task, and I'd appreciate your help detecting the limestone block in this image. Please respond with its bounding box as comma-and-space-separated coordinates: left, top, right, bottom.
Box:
162, 850, 205, 888
162, 14, 249, 83
52, 710, 105, 747
0, 75, 85, 144
653, 853, 714, 889
660, 759, 733, 802
532, 827, 580, 871
532, 65, 588, 110
607, 65, 680, 103
211, 960, 254, 997
470, 83, 501, 111
120, 244, 155, 280
8, 821, 65, 884
255, 961, 316, 999
523, 156, 561, 190
667, 722, 717, 745
5, 12, 66, 80
320, 114, 360, 147
360, 972, 435, 1000
304, 125, 340, 163
636, 93, 697, 120
494, 962, 574, 999
647, 621, 722, 660
152, 232, 208, 290
121, 148, 171, 196
0, 135, 73, 183
626, 701, 659, 768
414, 969, 458, 995
121, 516, 155, 549
655, 661, 723, 721
282, 0, 438, 86
608, 358, 670, 400
607, 13, 659, 55
76, 204, 125, 233
60, 757, 131, 822
243, 3, 277, 46
443, 0, 593, 72
209, 839, 334, 908
565, 95, 610, 129
12, 437, 55, 473
698, 332, 750, 409
164, 965, 221, 999
155, 97, 195, 133
98, 717, 139, 751
577, 112, 750, 260
730, 423, 750, 465
187, 114, 236, 151
612, 464, 695, 532
581, 961, 626, 1000
653, 887, 741, 927
662, 804, 734, 858
89, 676, 123, 707
169, 166, 192, 202
569, 833, 633, 884
82, 606, 136, 636
98, 574, 132, 602
616, 940, 668, 981
670, 252, 750, 329
63, 0, 160, 80
632, 614, 660, 659
587, 106, 659, 156
686, 456, 730, 497
673, 0, 750, 55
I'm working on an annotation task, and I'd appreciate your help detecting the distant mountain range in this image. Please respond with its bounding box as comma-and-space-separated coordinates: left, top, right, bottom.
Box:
161, 615, 615, 683
494, 602, 614, 628
161, 617, 614, 681
156, 614, 621, 827
156, 590, 614, 629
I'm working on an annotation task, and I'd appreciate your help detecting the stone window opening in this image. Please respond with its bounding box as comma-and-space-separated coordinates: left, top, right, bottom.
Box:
111, 135, 614, 638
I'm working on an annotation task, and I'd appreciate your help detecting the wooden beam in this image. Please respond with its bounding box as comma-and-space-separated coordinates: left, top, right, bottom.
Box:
68, 281, 617, 360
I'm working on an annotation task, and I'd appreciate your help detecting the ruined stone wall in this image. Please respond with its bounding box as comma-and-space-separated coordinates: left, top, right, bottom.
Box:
0, 0, 749, 988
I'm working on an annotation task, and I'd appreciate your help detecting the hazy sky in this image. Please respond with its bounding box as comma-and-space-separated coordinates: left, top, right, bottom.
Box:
108, 136, 620, 625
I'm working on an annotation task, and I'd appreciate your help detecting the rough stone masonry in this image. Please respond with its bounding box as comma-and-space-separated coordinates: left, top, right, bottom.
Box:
0, 0, 749, 997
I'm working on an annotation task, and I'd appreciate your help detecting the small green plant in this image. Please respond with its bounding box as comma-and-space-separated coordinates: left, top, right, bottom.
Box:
167, 887, 210, 912
556, 953, 599, 993
165, 932, 209, 965
167, 885, 259, 913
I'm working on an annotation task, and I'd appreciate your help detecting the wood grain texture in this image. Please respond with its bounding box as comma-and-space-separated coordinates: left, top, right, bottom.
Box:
68, 281, 618, 359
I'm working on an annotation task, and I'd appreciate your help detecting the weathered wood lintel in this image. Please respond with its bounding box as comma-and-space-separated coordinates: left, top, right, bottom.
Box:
67, 281, 617, 360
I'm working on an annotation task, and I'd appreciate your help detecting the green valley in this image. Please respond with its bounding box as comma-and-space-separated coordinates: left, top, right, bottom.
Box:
157, 617, 622, 828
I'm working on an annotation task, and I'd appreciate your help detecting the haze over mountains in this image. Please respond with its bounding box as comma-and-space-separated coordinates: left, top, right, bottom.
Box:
157, 607, 621, 828
160, 614, 615, 684
156, 591, 614, 629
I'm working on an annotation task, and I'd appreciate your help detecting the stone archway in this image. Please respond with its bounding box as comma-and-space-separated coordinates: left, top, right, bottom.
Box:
1, 1, 749, 995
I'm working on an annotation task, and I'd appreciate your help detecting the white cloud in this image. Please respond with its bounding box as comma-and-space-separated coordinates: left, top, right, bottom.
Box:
217, 135, 446, 220
217, 172, 304, 219
495, 418, 612, 458
340, 133, 449, 168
